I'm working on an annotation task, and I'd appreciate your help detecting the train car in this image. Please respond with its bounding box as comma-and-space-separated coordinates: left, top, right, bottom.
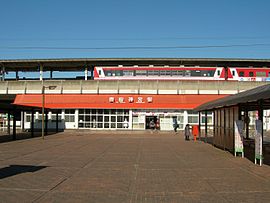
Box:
94, 66, 270, 81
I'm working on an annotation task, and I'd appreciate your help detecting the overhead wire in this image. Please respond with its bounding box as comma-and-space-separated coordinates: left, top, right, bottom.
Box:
0, 43, 270, 50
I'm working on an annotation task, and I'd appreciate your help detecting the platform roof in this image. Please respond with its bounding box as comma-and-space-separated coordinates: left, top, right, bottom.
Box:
195, 84, 270, 112
1, 58, 270, 71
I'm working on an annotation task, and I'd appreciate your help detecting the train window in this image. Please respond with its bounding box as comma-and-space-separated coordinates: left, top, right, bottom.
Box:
249, 72, 254, 77
232, 71, 235, 76
171, 70, 178, 76
239, 71, 244, 77
115, 70, 123, 76
256, 72, 266, 77
217, 70, 220, 76
104, 70, 113, 76
160, 70, 171, 76
268, 72, 270, 77
185, 71, 191, 77
148, 70, 159, 76
177, 70, 184, 76
123, 70, 134, 76
98, 70, 102, 75
190, 70, 201, 76
208, 70, 215, 77
135, 70, 147, 76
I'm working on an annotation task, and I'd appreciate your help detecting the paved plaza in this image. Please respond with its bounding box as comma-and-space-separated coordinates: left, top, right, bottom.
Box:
0, 131, 270, 203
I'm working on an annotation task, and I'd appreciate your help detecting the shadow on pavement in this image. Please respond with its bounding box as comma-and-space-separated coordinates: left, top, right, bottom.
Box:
0, 131, 63, 144
0, 165, 47, 179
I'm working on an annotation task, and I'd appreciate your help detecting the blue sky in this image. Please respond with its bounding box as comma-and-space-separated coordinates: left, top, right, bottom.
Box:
0, 0, 270, 59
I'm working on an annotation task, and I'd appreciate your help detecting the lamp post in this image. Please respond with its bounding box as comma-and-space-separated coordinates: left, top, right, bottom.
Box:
42, 85, 57, 139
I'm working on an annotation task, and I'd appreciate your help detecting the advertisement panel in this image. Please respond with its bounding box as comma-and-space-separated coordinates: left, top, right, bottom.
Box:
255, 120, 263, 166
234, 120, 244, 157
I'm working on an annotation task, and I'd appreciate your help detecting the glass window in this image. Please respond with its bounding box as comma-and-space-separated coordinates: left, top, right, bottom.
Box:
115, 70, 123, 76
148, 70, 159, 76
160, 70, 171, 76
135, 70, 147, 76
249, 72, 254, 77
188, 116, 198, 124
239, 71, 244, 77
133, 116, 138, 122
98, 116, 103, 122
65, 115, 75, 122
117, 123, 123, 128
65, 109, 75, 114
232, 71, 235, 76
256, 72, 266, 77
117, 116, 123, 122
177, 70, 184, 76
191, 70, 201, 76
185, 71, 191, 77
26, 115, 31, 122
51, 114, 61, 121
123, 70, 134, 76
117, 109, 123, 115
104, 70, 112, 76
104, 116, 109, 122
111, 116, 116, 122
202, 117, 213, 124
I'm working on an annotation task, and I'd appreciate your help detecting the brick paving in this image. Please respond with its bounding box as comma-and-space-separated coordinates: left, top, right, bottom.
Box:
0, 130, 269, 203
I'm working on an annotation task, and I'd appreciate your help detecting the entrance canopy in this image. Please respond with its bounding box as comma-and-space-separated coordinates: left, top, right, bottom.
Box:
13, 94, 227, 110
195, 84, 270, 112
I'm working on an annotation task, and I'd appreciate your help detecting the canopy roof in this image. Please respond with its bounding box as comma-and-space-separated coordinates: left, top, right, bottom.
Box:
195, 84, 270, 112
1, 58, 270, 71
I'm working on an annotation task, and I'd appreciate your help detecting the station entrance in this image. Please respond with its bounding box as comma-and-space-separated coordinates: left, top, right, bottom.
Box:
145, 116, 158, 129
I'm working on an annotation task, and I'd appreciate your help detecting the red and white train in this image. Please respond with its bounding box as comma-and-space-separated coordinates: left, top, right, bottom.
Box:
94, 66, 270, 81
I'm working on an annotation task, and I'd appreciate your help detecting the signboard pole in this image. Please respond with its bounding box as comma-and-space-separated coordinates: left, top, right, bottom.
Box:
255, 120, 263, 166
234, 120, 244, 157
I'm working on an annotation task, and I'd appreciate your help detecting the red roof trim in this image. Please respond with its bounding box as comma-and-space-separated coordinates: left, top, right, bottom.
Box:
13, 94, 228, 110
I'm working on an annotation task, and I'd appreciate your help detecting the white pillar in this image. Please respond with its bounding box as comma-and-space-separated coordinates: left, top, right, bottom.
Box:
75, 109, 79, 129
84, 68, 88, 80
40, 65, 43, 81
35, 112, 39, 120
129, 109, 133, 129
183, 110, 188, 126
61, 110, 65, 120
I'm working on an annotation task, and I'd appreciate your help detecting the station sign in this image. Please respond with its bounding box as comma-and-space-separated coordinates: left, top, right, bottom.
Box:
108, 96, 153, 104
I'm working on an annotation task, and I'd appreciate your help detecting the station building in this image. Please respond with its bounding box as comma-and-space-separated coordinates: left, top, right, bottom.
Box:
1, 58, 270, 132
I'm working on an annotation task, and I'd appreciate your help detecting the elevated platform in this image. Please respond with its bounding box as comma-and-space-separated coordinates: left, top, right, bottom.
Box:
0, 80, 268, 95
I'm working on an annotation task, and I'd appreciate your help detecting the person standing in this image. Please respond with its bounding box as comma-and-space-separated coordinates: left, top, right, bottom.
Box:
184, 124, 191, 140
123, 118, 129, 128
150, 120, 155, 130
173, 118, 178, 132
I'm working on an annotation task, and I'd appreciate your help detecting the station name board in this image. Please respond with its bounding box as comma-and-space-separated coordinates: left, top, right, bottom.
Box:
108, 96, 153, 104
